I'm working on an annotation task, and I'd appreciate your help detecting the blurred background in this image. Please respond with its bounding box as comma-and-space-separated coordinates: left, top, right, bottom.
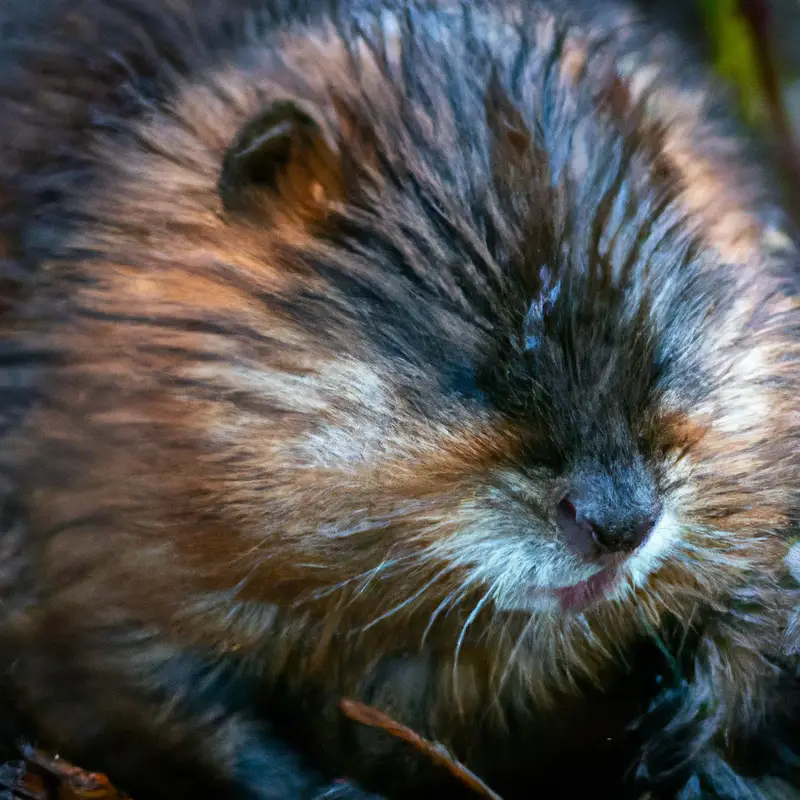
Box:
635, 0, 800, 217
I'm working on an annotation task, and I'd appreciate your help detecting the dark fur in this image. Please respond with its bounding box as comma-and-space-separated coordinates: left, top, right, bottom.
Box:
1, 1, 799, 798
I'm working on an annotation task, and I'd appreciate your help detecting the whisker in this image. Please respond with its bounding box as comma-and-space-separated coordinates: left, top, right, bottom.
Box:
338, 557, 422, 613
495, 613, 537, 697
350, 554, 414, 598
637, 605, 681, 680
488, 611, 513, 715
420, 576, 478, 648
677, 602, 700, 658
302, 552, 419, 605
451, 588, 492, 711
360, 565, 455, 632
317, 501, 433, 539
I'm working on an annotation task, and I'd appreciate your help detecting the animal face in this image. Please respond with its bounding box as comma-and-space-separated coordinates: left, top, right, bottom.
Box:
16, 4, 796, 655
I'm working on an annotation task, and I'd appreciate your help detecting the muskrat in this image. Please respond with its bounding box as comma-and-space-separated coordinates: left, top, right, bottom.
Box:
0, 1, 799, 798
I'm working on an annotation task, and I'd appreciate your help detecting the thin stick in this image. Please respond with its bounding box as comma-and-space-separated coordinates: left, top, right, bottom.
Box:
339, 698, 505, 800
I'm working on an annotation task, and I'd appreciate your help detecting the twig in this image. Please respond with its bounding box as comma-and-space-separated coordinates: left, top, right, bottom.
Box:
339, 698, 505, 800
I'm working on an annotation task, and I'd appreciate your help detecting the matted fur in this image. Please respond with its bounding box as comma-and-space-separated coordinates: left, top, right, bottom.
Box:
0, 1, 799, 798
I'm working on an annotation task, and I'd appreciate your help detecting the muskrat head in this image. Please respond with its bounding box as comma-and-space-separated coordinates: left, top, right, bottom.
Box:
197, 94, 679, 619
180, 66, 762, 628
28, 10, 795, 663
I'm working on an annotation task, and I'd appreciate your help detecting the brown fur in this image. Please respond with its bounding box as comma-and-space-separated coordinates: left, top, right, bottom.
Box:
0, 1, 799, 798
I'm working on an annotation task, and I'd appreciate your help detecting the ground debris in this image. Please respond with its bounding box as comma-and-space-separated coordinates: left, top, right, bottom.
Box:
0, 746, 129, 800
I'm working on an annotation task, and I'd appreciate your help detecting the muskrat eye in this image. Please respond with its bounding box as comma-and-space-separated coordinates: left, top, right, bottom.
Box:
218, 99, 344, 216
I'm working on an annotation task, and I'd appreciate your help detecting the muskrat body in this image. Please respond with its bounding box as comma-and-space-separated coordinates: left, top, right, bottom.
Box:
0, 1, 799, 798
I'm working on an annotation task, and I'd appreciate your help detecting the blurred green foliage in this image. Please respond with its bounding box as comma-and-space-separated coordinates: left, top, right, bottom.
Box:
698, 0, 767, 125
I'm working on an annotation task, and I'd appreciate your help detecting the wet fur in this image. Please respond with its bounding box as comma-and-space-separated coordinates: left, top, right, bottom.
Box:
0, 1, 799, 798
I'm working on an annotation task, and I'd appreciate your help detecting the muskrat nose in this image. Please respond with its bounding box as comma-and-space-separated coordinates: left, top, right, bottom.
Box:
556, 496, 658, 558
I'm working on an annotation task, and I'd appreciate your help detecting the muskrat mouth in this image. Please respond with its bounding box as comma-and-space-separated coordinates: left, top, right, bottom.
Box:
551, 566, 619, 611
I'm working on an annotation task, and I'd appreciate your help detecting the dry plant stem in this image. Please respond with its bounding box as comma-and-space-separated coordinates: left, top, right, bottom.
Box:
738, 0, 800, 217
339, 698, 505, 800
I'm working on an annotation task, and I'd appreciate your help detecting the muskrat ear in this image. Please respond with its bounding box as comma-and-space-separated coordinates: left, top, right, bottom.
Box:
218, 100, 344, 217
